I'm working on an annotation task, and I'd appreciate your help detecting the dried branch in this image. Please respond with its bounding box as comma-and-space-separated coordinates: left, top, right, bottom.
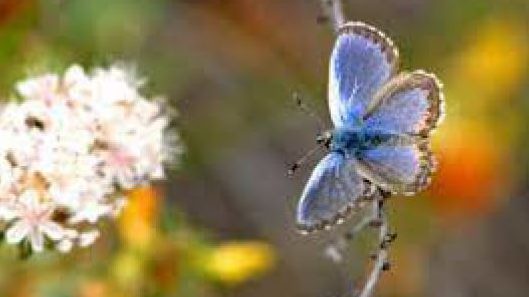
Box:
325, 198, 380, 263
325, 201, 377, 263
319, 0, 346, 33
344, 199, 381, 240
356, 203, 391, 297
325, 193, 394, 297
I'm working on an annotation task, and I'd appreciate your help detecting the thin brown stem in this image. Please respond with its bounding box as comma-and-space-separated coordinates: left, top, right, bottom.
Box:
319, 0, 346, 33
344, 199, 380, 240
356, 205, 390, 297
325, 200, 378, 263
327, 192, 394, 297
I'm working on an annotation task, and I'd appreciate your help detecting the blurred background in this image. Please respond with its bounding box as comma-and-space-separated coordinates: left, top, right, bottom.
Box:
0, 0, 528, 296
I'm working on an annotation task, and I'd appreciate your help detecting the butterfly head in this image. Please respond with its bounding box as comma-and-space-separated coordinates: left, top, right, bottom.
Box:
316, 130, 333, 149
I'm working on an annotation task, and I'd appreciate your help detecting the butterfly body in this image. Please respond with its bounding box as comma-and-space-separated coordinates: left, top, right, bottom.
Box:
295, 22, 444, 232
330, 128, 400, 156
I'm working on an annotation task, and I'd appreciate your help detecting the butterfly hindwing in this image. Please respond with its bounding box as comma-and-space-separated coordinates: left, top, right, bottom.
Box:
363, 70, 444, 137
328, 22, 399, 128
296, 152, 372, 232
355, 139, 435, 195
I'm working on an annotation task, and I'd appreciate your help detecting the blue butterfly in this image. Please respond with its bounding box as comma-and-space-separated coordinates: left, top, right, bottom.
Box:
296, 22, 444, 232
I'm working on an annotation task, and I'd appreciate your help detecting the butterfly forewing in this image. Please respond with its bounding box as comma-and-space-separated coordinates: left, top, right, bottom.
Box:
296, 153, 371, 232
364, 71, 444, 137
328, 22, 399, 128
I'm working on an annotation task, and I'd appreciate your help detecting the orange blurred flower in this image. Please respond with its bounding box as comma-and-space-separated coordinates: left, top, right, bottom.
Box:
429, 16, 526, 223
79, 280, 111, 297
118, 186, 161, 250
430, 121, 509, 221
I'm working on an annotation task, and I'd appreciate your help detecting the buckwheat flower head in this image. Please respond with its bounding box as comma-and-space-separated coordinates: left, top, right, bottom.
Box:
0, 64, 180, 253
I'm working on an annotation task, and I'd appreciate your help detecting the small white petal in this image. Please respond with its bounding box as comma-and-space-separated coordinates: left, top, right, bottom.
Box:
5, 221, 29, 244
19, 190, 40, 210
79, 230, 99, 247
57, 239, 73, 253
30, 229, 44, 252
0, 206, 16, 221
40, 221, 64, 241
150, 165, 164, 179
63, 228, 79, 239
63, 65, 85, 84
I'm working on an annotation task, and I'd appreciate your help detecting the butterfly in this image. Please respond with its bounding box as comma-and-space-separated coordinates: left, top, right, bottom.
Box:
295, 22, 444, 233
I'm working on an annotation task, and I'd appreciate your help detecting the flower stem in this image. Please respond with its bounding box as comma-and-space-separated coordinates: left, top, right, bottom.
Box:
18, 241, 32, 260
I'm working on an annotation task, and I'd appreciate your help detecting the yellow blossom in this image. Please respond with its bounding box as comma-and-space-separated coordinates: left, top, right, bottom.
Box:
451, 17, 528, 105
111, 250, 144, 291
204, 241, 275, 286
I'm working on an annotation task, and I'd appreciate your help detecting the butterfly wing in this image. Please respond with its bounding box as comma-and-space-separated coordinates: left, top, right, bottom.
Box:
356, 139, 435, 195
296, 152, 372, 232
356, 70, 443, 194
363, 70, 444, 137
328, 22, 399, 128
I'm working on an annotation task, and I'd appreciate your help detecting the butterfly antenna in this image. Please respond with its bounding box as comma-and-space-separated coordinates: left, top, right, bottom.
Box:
287, 145, 322, 178
292, 91, 326, 133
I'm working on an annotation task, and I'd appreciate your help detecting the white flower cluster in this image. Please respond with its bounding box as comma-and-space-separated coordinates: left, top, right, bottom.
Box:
0, 65, 175, 253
